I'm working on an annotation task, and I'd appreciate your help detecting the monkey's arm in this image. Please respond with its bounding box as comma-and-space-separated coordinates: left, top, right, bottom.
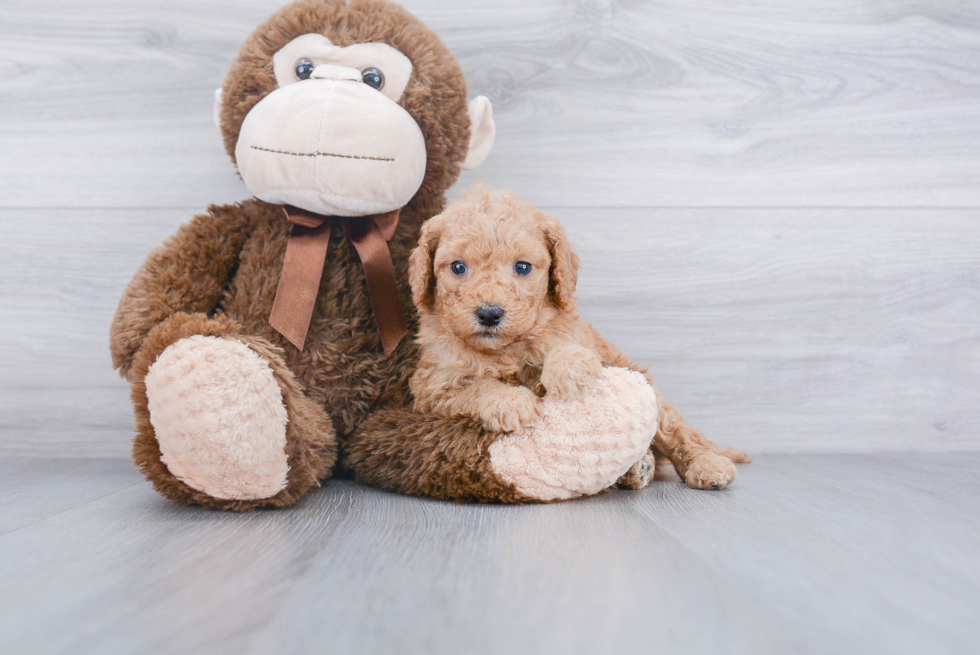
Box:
347, 365, 657, 504
344, 408, 539, 503
110, 205, 255, 379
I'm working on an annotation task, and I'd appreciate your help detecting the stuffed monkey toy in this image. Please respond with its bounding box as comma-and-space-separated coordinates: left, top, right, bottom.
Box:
110, 0, 747, 510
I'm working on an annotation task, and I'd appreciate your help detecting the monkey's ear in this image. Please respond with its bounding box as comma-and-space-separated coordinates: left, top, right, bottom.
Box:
213, 88, 223, 128
542, 213, 580, 313
461, 96, 495, 170
409, 215, 444, 313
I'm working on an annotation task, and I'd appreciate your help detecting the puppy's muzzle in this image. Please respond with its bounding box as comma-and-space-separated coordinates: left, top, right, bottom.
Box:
475, 303, 505, 328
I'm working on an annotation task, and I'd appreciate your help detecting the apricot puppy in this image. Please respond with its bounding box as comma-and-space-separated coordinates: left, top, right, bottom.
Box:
410, 185, 610, 432
408, 183, 751, 491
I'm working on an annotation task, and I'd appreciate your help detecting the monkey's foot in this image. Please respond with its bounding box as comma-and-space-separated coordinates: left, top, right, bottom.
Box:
488, 368, 657, 501
145, 335, 290, 500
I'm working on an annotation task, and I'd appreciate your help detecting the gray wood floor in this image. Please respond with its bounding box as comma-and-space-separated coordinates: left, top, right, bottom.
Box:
1, 453, 979, 654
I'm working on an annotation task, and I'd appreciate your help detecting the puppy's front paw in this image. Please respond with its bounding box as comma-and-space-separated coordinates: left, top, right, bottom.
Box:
684, 452, 737, 490
541, 345, 603, 401
479, 385, 541, 433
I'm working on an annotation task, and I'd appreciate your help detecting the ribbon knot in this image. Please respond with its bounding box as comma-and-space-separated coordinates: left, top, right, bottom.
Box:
268, 205, 408, 355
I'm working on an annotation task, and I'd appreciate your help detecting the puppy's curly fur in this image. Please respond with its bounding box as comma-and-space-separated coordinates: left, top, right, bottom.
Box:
409, 183, 750, 490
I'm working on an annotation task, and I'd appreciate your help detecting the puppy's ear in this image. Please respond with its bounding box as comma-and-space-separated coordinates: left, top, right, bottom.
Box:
409, 214, 444, 313
542, 213, 580, 313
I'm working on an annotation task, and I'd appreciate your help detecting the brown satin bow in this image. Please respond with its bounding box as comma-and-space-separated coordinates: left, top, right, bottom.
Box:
269, 205, 408, 355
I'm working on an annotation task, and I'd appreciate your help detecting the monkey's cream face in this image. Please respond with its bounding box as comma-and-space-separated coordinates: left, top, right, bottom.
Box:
234, 33, 427, 217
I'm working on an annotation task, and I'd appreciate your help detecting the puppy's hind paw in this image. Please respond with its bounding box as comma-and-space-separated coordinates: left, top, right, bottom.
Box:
479, 385, 541, 433
617, 452, 655, 490
684, 452, 737, 490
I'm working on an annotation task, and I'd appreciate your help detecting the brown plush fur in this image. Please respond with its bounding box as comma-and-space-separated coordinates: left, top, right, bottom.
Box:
344, 407, 537, 503
407, 184, 750, 490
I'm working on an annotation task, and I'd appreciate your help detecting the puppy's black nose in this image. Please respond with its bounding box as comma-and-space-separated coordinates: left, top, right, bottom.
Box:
475, 304, 504, 327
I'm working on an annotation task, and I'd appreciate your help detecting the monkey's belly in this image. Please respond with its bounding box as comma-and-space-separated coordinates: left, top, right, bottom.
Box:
216, 208, 419, 437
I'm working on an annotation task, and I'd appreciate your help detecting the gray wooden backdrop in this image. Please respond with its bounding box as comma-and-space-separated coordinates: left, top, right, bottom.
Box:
2, 0, 978, 457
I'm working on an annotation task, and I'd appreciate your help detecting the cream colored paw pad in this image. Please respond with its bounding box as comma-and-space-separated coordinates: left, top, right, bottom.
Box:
145, 335, 289, 500
489, 368, 657, 501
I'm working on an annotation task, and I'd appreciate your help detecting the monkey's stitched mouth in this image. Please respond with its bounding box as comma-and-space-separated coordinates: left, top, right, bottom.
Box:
251, 146, 394, 162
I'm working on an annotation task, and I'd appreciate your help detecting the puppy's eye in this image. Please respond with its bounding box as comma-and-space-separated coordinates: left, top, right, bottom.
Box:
361, 67, 385, 90
514, 261, 532, 276
295, 58, 316, 80
450, 261, 467, 276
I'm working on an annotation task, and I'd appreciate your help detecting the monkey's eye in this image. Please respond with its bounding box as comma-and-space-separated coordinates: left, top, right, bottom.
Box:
294, 58, 316, 80
361, 67, 385, 90
514, 261, 532, 276
450, 261, 467, 276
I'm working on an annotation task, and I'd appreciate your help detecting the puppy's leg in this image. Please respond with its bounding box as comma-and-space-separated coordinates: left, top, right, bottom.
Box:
656, 398, 737, 490
541, 342, 603, 401
703, 437, 752, 463
592, 333, 749, 488
436, 378, 541, 433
